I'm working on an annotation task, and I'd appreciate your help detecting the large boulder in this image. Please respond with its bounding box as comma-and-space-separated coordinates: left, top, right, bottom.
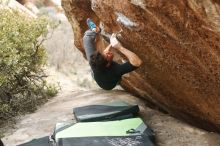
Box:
62, 0, 220, 132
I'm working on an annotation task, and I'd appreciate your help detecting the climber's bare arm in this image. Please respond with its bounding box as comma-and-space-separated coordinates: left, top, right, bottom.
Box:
110, 34, 142, 67
117, 46, 142, 67
103, 44, 112, 55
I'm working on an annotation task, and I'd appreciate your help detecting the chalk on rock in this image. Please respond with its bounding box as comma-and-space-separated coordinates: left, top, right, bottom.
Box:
116, 12, 138, 28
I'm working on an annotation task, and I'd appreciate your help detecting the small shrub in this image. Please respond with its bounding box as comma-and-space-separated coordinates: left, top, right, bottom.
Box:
45, 84, 61, 97
0, 8, 58, 127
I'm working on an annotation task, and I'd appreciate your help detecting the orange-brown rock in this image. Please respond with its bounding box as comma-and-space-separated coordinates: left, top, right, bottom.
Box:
62, 0, 220, 132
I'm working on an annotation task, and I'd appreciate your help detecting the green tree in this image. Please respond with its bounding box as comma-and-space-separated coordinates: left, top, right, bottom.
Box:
0, 8, 58, 126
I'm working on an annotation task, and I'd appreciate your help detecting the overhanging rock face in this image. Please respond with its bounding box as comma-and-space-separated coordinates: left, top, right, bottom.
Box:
62, 0, 220, 132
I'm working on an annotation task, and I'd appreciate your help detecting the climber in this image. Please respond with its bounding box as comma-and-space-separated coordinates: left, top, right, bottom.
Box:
83, 18, 142, 90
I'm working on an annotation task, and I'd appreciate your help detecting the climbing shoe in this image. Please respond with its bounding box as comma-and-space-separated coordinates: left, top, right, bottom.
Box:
87, 18, 97, 31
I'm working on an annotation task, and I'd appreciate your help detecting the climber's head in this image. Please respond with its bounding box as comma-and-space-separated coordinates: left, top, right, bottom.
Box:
90, 51, 113, 71
103, 51, 113, 63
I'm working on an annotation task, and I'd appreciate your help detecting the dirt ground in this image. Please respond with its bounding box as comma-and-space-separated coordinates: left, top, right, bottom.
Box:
2, 87, 220, 146
2, 10, 220, 146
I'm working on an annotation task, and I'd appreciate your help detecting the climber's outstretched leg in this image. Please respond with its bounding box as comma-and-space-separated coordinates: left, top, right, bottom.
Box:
83, 18, 100, 61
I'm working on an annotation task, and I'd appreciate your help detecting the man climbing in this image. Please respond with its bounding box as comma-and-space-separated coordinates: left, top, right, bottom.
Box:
83, 18, 142, 90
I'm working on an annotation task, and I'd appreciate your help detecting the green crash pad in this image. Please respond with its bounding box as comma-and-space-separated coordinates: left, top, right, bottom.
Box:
53, 118, 155, 146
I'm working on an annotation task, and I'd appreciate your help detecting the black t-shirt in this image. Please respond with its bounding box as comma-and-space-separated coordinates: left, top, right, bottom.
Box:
92, 61, 137, 90
0, 139, 4, 146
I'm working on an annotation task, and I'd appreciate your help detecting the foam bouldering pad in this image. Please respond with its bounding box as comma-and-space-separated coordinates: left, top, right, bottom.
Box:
17, 136, 52, 146
73, 101, 140, 122
53, 118, 155, 146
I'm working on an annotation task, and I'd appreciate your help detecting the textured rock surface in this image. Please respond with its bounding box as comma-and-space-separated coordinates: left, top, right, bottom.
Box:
62, 0, 220, 132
